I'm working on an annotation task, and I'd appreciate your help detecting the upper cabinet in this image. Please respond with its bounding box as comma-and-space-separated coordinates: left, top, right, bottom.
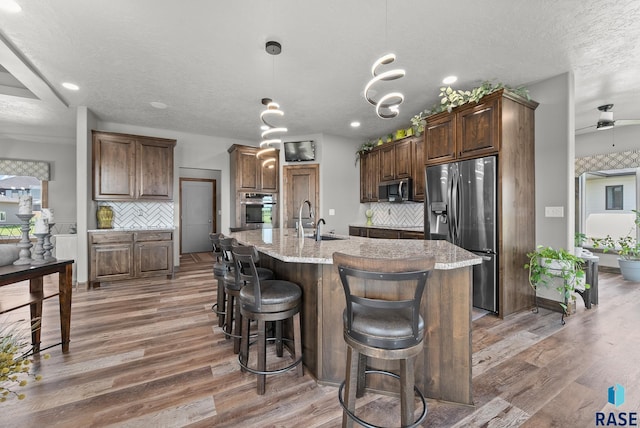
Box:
359, 136, 420, 203
92, 131, 176, 201
425, 90, 502, 164
228, 144, 279, 193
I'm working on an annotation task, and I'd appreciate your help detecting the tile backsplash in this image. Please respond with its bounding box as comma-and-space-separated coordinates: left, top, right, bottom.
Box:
358, 201, 424, 227
102, 201, 174, 229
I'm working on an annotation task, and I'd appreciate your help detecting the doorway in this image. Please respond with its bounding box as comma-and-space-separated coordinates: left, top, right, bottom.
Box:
283, 164, 319, 229
180, 178, 216, 253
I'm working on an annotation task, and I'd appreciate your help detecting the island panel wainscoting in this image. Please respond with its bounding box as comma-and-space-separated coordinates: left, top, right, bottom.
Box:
229, 228, 481, 406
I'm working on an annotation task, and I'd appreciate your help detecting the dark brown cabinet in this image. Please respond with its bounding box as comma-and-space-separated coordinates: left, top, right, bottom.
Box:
359, 149, 380, 202
228, 144, 279, 193
380, 144, 395, 181
349, 226, 423, 240
394, 138, 413, 179
92, 131, 176, 201
411, 137, 425, 201
89, 230, 173, 287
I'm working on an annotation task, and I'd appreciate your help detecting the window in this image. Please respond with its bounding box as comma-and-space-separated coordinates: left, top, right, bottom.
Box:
606, 185, 623, 210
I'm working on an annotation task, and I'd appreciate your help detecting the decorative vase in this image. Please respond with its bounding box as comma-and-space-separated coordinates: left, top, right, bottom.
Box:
365, 209, 373, 226
96, 205, 114, 229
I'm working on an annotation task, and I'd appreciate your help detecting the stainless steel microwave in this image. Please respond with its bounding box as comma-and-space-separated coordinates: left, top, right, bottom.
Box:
378, 178, 413, 202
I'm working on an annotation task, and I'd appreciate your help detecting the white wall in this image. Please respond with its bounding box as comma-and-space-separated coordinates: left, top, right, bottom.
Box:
529, 72, 575, 250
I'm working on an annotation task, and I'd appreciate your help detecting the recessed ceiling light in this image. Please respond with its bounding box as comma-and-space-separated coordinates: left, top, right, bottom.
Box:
442, 75, 457, 85
62, 82, 79, 91
350, 121, 361, 128
0, 0, 22, 13
150, 101, 167, 109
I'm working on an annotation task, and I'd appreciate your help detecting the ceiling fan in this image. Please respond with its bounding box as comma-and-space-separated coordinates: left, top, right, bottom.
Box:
576, 104, 640, 135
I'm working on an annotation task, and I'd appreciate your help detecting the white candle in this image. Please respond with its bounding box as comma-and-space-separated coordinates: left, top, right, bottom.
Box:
42, 208, 54, 224
35, 218, 48, 234
18, 195, 33, 214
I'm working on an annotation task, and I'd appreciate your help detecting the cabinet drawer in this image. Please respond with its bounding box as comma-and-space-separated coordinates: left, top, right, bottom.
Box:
400, 231, 425, 240
90, 232, 134, 244
135, 231, 172, 242
367, 229, 400, 239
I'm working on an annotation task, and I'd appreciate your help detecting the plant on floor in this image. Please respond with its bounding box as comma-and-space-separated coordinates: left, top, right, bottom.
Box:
525, 246, 589, 313
591, 209, 640, 261
0, 319, 48, 402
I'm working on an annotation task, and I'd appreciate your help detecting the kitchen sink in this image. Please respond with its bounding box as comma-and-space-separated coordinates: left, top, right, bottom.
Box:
306, 235, 348, 241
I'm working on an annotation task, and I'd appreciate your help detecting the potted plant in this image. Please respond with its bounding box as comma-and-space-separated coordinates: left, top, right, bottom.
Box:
525, 245, 590, 315
574, 232, 588, 256
591, 209, 640, 282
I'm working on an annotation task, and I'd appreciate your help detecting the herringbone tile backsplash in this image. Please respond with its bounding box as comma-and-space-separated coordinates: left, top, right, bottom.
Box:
358, 202, 424, 227
103, 202, 174, 229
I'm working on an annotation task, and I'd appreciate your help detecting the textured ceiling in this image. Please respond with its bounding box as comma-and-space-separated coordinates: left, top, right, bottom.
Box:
0, 0, 639, 145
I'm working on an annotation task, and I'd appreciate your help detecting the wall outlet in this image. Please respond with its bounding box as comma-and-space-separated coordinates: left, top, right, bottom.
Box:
329, 209, 335, 216
545, 206, 564, 217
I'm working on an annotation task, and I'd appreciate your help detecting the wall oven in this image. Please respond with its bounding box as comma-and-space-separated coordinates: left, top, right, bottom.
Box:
240, 193, 277, 228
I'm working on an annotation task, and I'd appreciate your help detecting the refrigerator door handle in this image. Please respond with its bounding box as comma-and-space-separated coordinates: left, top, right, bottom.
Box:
450, 168, 460, 244
447, 170, 455, 241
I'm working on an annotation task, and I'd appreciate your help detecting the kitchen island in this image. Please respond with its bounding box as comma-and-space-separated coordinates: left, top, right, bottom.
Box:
229, 228, 481, 405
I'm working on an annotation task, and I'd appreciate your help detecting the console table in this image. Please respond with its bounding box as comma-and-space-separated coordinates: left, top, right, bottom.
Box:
0, 260, 73, 353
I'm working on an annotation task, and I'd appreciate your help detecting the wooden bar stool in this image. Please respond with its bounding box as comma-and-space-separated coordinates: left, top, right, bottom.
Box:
209, 233, 226, 327
220, 238, 274, 354
232, 244, 303, 395
333, 252, 435, 428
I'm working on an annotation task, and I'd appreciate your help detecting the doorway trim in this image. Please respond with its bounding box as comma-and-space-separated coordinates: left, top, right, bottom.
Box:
283, 164, 320, 229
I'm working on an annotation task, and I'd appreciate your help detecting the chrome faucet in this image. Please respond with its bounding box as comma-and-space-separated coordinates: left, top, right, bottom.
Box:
297, 200, 314, 238
315, 218, 326, 241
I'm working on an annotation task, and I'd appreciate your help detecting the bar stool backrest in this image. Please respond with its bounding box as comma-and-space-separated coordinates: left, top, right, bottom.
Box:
209, 233, 224, 263
333, 252, 436, 350
231, 244, 264, 311
219, 237, 237, 273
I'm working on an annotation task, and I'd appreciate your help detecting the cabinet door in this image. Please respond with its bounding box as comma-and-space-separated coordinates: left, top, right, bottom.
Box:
237, 148, 259, 191
260, 154, 279, 192
457, 96, 500, 158
135, 240, 173, 277
425, 114, 456, 164
90, 243, 134, 281
400, 230, 425, 239
394, 139, 412, 179
412, 137, 425, 201
137, 139, 175, 200
349, 226, 367, 237
93, 133, 136, 200
360, 150, 380, 202
380, 144, 395, 181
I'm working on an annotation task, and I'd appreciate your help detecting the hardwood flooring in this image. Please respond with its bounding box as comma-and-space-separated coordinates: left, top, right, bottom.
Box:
2, 254, 639, 427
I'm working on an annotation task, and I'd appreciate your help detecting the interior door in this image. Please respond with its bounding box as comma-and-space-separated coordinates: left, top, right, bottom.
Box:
180, 178, 215, 253
283, 164, 319, 230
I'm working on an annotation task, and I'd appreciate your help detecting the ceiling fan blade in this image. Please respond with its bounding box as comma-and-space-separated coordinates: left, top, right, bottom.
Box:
575, 124, 597, 135
615, 119, 640, 127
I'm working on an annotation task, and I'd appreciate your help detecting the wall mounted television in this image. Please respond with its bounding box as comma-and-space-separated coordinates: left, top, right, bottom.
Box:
284, 140, 315, 162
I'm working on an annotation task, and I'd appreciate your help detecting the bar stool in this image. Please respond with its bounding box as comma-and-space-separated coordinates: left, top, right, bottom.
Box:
232, 244, 304, 395
332, 252, 435, 428
219, 238, 274, 354
209, 233, 226, 327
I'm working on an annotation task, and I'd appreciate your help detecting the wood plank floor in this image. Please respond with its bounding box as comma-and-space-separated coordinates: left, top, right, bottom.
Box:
2, 253, 639, 427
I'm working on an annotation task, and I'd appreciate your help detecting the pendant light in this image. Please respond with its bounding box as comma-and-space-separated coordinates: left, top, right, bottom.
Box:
363, 1, 406, 119
257, 41, 287, 160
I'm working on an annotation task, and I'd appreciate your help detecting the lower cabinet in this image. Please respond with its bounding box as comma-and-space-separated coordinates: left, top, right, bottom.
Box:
89, 230, 173, 286
349, 226, 424, 240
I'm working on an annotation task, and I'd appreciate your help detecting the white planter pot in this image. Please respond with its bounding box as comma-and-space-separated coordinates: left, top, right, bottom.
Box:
618, 258, 640, 282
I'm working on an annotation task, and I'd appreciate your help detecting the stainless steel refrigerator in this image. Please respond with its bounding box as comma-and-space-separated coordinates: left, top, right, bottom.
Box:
424, 156, 497, 312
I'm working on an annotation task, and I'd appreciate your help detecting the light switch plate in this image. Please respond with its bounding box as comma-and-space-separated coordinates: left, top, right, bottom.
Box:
329, 209, 335, 216
545, 206, 564, 217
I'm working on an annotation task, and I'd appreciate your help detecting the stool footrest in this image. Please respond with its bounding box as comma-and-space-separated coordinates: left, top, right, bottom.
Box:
338, 369, 427, 428
238, 336, 303, 376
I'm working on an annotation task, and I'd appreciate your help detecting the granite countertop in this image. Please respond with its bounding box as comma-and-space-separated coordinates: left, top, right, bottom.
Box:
229, 228, 480, 270
350, 223, 424, 232
88, 226, 175, 233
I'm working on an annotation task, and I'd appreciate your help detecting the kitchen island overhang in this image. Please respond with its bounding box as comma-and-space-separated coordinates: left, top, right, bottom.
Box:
229, 228, 481, 405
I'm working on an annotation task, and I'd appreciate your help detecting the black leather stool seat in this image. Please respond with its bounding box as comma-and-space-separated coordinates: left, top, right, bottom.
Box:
344, 303, 424, 348
240, 280, 301, 309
